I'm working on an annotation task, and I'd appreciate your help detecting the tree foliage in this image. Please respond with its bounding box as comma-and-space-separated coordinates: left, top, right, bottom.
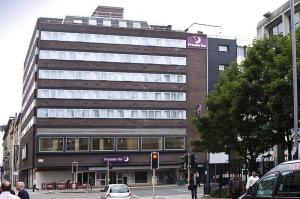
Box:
193, 31, 300, 171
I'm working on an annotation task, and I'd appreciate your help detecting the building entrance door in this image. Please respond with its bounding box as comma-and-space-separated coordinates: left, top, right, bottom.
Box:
78, 172, 95, 186
109, 172, 117, 184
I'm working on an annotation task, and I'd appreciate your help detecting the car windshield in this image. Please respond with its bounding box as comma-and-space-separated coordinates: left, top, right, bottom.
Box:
110, 185, 129, 193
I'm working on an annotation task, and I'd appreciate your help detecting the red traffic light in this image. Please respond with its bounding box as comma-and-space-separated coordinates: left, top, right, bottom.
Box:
151, 152, 159, 169
152, 153, 158, 160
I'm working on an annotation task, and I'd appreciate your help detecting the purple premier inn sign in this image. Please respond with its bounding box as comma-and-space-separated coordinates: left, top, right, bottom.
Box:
186, 35, 207, 49
104, 156, 130, 163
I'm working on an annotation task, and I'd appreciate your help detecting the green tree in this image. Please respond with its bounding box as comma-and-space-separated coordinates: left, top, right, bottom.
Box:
193, 33, 300, 171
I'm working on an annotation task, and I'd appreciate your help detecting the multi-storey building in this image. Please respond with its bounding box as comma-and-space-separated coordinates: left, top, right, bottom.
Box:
257, 0, 300, 39
20, 6, 207, 187
207, 37, 246, 92
2, 114, 21, 185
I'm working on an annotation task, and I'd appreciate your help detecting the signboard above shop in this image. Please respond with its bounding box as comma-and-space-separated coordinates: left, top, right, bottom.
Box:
104, 156, 129, 163
186, 35, 207, 49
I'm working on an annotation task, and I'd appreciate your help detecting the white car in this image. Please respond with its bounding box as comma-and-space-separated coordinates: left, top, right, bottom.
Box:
100, 184, 132, 199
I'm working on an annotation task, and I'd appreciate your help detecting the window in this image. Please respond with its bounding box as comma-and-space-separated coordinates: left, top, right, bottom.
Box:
135, 171, 147, 183
272, 23, 283, 36
103, 20, 111, 27
142, 137, 162, 150
89, 19, 97, 26
133, 22, 141, 29
219, 65, 225, 71
117, 138, 138, 151
256, 173, 278, 197
66, 138, 89, 152
74, 18, 82, 24
277, 171, 300, 193
219, 45, 229, 52
39, 137, 63, 152
237, 46, 246, 57
39, 50, 186, 66
165, 137, 185, 150
92, 138, 114, 151
119, 21, 127, 28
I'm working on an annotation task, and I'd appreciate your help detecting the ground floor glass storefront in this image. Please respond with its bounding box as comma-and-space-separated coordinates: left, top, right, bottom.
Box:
31, 167, 180, 189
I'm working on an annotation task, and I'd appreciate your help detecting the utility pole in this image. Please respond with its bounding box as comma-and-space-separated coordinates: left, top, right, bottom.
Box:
187, 153, 191, 183
106, 160, 110, 186
290, 0, 299, 160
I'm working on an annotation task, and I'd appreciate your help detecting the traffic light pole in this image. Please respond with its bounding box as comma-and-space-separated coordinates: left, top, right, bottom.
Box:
187, 153, 191, 184
106, 160, 110, 186
152, 169, 156, 199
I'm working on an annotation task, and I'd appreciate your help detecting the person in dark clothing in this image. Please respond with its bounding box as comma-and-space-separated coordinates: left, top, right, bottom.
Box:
123, 176, 128, 185
189, 172, 200, 199
16, 182, 30, 199
9, 189, 15, 195
229, 173, 243, 199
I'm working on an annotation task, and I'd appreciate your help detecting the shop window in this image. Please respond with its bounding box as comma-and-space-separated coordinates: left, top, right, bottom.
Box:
92, 138, 114, 151
66, 137, 89, 152
117, 138, 138, 151
165, 137, 185, 150
135, 171, 147, 183
39, 137, 64, 152
142, 137, 162, 150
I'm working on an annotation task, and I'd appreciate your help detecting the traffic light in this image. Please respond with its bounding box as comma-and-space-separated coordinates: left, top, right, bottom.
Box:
190, 154, 196, 168
151, 152, 159, 169
180, 154, 188, 169
72, 162, 78, 173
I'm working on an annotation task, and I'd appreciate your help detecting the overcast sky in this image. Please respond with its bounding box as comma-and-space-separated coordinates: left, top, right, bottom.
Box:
0, 0, 288, 124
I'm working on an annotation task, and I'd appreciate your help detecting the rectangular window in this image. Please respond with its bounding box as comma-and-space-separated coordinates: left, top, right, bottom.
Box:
219, 45, 229, 52
135, 171, 147, 183
39, 137, 63, 152
89, 19, 97, 25
277, 171, 300, 193
66, 138, 89, 152
165, 137, 185, 150
142, 137, 162, 150
119, 21, 127, 28
133, 22, 141, 29
117, 138, 138, 151
219, 65, 225, 71
103, 19, 111, 27
92, 138, 114, 151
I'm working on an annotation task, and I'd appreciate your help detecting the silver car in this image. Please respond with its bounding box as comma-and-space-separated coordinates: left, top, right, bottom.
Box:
100, 184, 132, 199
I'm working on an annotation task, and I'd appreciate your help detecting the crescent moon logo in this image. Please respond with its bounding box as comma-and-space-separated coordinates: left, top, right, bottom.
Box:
123, 157, 129, 162
193, 36, 201, 44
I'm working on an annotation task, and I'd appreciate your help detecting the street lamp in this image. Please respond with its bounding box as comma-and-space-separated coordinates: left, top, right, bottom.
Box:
290, 0, 299, 160
184, 22, 222, 34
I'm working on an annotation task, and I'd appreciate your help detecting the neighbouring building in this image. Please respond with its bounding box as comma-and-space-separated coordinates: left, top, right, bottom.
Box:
2, 114, 21, 185
257, 0, 300, 167
207, 37, 246, 92
20, 6, 208, 187
257, 0, 300, 39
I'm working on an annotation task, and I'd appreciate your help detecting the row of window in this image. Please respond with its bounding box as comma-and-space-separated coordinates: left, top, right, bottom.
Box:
37, 89, 186, 101
39, 136, 185, 152
41, 31, 186, 48
39, 50, 186, 66
39, 69, 186, 83
37, 108, 186, 119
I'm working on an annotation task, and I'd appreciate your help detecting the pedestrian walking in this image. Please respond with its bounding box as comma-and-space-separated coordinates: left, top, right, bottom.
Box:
229, 173, 242, 199
188, 171, 200, 199
246, 171, 259, 190
32, 178, 39, 192
0, 181, 20, 199
16, 182, 29, 199
123, 175, 128, 185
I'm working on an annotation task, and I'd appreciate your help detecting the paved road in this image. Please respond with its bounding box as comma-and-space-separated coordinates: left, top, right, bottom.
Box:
26, 185, 204, 199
